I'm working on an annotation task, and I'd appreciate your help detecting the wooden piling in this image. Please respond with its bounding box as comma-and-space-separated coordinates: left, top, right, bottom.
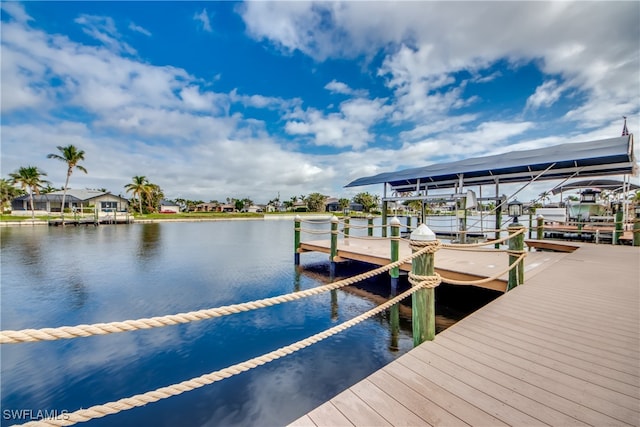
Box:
389, 217, 401, 351
367, 214, 374, 237
494, 203, 502, 249
294, 215, 301, 265
536, 215, 544, 240
507, 223, 525, 291
389, 217, 400, 291
381, 201, 388, 238
410, 224, 437, 345
634, 213, 640, 247
343, 216, 350, 239
330, 216, 338, 276
613, 209, 623, 245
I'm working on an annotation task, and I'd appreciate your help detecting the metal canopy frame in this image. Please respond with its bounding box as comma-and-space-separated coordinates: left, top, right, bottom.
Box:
345, 135, 637, 198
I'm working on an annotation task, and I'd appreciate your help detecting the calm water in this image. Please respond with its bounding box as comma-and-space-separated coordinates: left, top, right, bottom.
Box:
1, 219, 497, 426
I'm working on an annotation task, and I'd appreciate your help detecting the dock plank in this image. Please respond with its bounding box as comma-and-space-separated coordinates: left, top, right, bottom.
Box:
289, 243, 640, 427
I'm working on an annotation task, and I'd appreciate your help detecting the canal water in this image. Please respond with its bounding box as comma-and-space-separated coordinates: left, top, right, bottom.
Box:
1, 219, 499, 426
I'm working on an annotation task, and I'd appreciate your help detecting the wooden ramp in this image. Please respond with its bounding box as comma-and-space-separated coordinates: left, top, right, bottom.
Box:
290, 243, 640, 426
300, 237, 570, 292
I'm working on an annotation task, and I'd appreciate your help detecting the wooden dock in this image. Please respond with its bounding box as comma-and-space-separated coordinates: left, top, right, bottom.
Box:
290, 243, 640, 426
299, 237, 571, 292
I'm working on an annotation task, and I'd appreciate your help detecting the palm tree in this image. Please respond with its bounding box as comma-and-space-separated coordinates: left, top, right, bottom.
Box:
47, 145, 87, 221
9, 166, 50, 219
0, 178, 25, 213
124, 176, 151, 215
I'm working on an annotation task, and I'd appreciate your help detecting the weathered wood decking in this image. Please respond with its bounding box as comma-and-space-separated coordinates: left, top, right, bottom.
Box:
290, 243, 640, 426
300, 237, 571, 292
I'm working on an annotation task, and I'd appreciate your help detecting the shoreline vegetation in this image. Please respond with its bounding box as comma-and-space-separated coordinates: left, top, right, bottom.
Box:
0, 211, 378, 226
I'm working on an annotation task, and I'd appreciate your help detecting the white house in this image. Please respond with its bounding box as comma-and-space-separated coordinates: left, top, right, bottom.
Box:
11, 190, 129, 216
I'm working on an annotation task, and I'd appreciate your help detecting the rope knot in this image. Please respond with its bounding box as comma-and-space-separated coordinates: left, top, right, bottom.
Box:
409, 239, 442, 253
408, 272, 441, 289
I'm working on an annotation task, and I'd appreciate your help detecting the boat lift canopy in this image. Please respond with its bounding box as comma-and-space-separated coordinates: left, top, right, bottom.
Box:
345, 135, 636, 194
549, 179, 639, 195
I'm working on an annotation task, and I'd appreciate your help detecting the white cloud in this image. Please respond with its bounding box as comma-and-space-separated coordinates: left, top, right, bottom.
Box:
526, 80, 565, 111
74, 14, 136, 55
0, 2, 33, 23
285, 97, 389, 149
128, 22, 151, 37
194, 8, 212, 32
324, 80, 368, 97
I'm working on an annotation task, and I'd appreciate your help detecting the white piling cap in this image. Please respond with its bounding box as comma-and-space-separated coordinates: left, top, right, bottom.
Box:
390, 216, 401, 226
410, 223, 436, 241
536, 214, 544, 219
331, 215, 339, 223
295, 215, 301, 221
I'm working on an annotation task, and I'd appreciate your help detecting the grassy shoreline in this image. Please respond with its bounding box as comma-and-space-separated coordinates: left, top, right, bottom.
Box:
0, 211, 355, 226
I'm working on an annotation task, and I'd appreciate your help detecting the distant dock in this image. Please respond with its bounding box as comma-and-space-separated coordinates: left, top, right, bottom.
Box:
299, 237, 570, 292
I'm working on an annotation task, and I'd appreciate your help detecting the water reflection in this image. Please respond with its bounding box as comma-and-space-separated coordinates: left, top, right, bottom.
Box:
136, 223, 161, 262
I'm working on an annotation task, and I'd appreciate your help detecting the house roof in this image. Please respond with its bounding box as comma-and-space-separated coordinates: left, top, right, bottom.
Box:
14, 193, 82, 203
46, 189, 128, 201
345, 135, 636, 191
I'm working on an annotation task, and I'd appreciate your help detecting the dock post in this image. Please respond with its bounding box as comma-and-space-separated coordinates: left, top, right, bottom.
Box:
410, 224, 438, 345
613, 208, 623, 245
634, 209, 640, 247
507, 223, 525, 291
294, 215, 301, 265
382, 201, 388, 238
330, 216, 339, 277
406, 215, 412, 233
495, 203, 502, 249
367, 214, 374, 237
344, 216, 350, 239
389, 217, 401, 351
536, 215, 544, 240
389, 217, 401, 292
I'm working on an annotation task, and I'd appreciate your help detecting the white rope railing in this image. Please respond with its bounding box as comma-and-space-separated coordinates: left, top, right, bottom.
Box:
1, 244, 438, 344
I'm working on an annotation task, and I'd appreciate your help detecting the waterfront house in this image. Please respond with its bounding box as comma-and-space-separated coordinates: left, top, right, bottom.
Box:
159, 200, 180, 213
11, 190, 129, 216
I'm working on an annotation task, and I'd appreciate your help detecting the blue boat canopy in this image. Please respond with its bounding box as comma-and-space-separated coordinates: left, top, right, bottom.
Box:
345, 135, 636, 192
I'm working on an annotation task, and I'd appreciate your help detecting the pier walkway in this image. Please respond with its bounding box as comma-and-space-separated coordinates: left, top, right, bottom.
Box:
290, 243, 640, 426
299, 238, 571, 292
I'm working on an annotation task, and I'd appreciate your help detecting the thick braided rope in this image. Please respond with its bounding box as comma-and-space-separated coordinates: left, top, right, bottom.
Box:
442, 227, 525, 249
298, 228, 332, 235
340, 234, 391, 241
298, 218, 332, 224
408, 272, 441, 289
438, 252, 527, 286
18, 282, 431, 427
1, 245, 436, 344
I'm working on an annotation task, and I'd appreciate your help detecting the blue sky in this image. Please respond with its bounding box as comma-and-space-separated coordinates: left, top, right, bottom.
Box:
1, 1, 639, 203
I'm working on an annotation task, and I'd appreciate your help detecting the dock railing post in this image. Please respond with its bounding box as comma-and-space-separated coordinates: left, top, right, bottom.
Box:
382, 201, 388, 238
536, 215, 544, 240
633, 210, 640, 247
367, 214, 374, 237
344, 216, 350, 239
390, 217, 401, 292
507, 223, 525, 291
294, 215, 301, 265
494, 203, 502, 249
330, 216, 338, 276
410, 224, 439, 345
389, 217, 401, 351
613, 208, 623, 245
